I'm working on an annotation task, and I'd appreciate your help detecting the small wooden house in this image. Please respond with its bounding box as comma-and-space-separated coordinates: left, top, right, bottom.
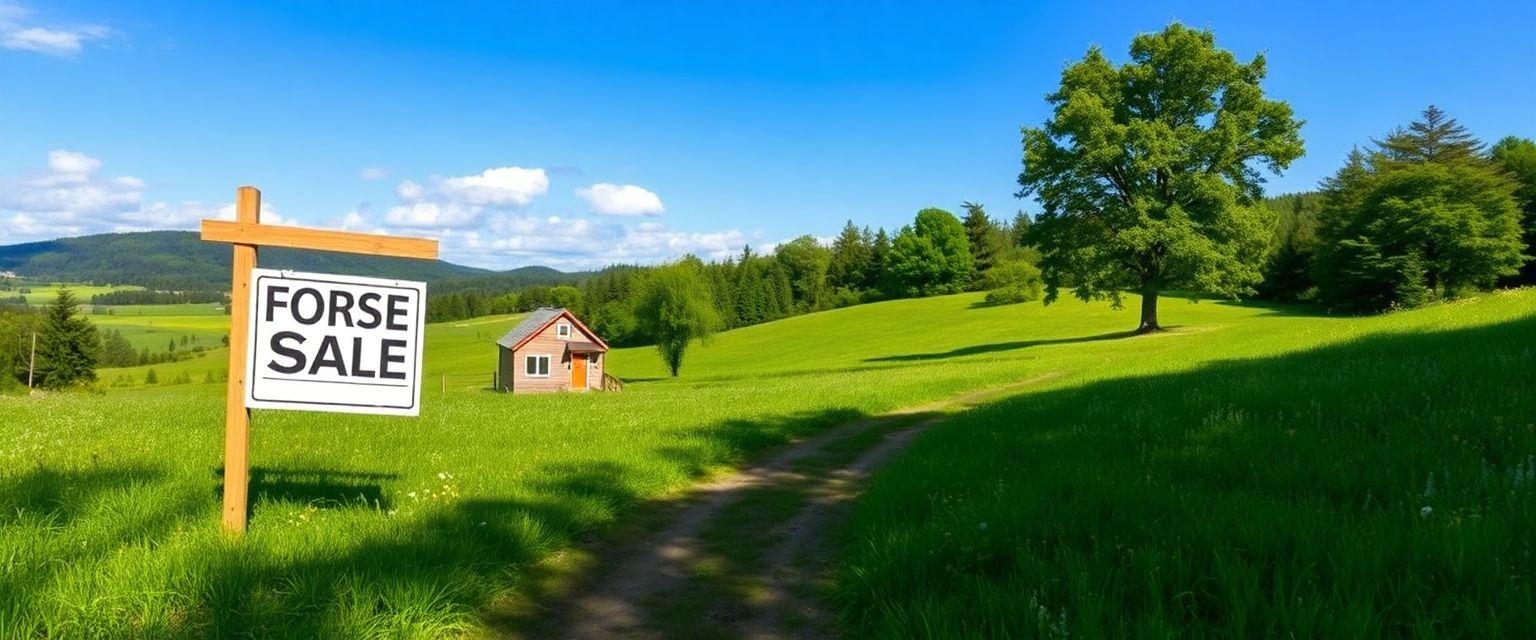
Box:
495, 308, 609, 394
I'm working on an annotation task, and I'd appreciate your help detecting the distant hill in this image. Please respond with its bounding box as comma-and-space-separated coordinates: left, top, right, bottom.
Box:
0, 230, 577, 291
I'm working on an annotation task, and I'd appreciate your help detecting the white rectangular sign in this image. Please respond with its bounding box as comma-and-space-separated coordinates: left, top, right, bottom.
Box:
245, 269, 426, 416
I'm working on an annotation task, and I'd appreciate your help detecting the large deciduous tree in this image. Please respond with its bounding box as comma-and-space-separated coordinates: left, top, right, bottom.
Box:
634, 262, 722, 377
1018, 23, 1304, 333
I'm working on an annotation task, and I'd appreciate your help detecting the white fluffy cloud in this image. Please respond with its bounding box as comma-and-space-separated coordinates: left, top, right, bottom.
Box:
0, 4, 109, 57
576, 182, 665, 216
439, 166, 548, 207
382, 166, 549, 229
0, 150, 297, 244
361, 167, 741, 268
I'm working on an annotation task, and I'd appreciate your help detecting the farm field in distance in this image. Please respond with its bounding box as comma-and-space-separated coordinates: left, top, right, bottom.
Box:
2, 289, 1533, 637
0, 282, 141, 305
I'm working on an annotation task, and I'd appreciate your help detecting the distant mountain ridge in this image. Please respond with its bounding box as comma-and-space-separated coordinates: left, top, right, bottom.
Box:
0, 230, 579, 291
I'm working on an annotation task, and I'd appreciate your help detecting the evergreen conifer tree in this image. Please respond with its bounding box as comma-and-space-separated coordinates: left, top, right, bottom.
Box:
38, 289, 99, 388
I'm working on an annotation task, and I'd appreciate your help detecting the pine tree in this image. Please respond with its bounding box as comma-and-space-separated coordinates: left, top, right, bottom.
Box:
865, 228, 891, 293
1375, 105, 1484, 166
100, 329, 137, 368
827, 221, 873, 292
960, 202, 1005, 277
38, 289, 99, 388
1010, 211, 1033, 247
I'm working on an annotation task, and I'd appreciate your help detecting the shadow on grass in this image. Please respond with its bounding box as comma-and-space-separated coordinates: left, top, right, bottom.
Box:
866, 330, 1135, 362
244, 468, 400, 510
834, 313, 1536, 637
0, 405, 879, 638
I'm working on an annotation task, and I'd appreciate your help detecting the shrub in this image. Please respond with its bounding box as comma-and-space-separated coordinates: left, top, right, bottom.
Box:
982, 260, 1044, 305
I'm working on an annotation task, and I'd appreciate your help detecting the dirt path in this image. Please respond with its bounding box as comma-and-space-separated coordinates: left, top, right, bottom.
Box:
526, 374, 1059, 639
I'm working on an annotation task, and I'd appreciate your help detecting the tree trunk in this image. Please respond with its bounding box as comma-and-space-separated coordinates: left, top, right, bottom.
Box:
1137, 289, 1162, 334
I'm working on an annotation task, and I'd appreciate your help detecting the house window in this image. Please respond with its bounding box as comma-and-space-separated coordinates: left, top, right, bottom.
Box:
556, 323, 571, 340
524, 355, 550, 377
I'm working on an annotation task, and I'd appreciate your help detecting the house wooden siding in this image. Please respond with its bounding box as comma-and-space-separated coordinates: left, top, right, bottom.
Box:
495, 310, 607, 394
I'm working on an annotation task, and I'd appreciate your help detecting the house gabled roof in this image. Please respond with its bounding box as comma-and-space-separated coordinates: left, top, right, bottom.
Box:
495, 307, 609, 352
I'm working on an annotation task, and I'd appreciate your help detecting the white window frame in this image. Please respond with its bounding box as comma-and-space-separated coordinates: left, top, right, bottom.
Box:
524, 354, 551, 378
556, 323, 572, 340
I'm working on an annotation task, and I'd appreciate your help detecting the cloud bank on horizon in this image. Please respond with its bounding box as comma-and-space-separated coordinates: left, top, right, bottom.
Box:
0, 150, 755, 270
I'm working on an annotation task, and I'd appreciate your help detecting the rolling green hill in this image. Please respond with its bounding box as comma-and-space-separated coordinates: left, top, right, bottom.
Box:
0, 230, 577, 290
2, 289, 1532, 636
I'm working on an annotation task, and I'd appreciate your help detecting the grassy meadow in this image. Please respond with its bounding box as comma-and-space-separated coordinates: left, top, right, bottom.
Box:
1, 289, 1532, 636
835, 291, 1536, 637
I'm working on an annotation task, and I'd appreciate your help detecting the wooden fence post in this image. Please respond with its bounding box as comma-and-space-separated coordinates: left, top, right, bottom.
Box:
221, 186, 260, 534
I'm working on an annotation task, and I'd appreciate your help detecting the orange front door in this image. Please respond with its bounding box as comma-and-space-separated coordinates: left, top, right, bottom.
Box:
572, 353, 588, 389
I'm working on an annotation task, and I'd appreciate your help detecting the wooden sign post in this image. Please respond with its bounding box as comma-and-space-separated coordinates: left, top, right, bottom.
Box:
202, 186, 438, 534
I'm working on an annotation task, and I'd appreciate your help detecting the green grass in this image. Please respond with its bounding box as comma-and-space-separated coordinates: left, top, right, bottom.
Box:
1, 290, 1532, 637
90, 312, 231, 354
3, 282, 141, 305
834, 290, 1536, 638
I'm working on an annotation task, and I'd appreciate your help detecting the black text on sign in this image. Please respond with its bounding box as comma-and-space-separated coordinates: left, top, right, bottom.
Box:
245, 269, 426, 416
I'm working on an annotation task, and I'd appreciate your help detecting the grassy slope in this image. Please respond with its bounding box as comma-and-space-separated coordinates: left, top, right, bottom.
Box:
1, 290, 1531, 636
836, 291, 1536, 637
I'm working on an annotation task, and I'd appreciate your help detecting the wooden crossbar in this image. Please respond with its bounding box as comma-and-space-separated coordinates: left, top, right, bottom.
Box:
200, 219, 438, 260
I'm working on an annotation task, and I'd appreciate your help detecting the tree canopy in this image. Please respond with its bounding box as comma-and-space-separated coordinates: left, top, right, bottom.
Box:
1490, 136, 1536, 283
1019, 23, 1304, 332
885, 208, 974, 297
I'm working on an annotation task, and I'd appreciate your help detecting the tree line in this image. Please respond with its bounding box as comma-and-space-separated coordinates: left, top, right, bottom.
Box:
425, 204, 1046, 337
90, 290, 226, 306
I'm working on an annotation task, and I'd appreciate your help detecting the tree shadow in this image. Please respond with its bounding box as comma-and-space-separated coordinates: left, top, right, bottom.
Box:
246, 467, 399, 510
0, 463, 166, 528
834, 313, 1536, 637
0, 464, 203, 634
866, 330, 1136, 362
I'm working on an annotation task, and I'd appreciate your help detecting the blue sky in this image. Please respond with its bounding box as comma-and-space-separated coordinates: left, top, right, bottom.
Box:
1, 1, 1532, 269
